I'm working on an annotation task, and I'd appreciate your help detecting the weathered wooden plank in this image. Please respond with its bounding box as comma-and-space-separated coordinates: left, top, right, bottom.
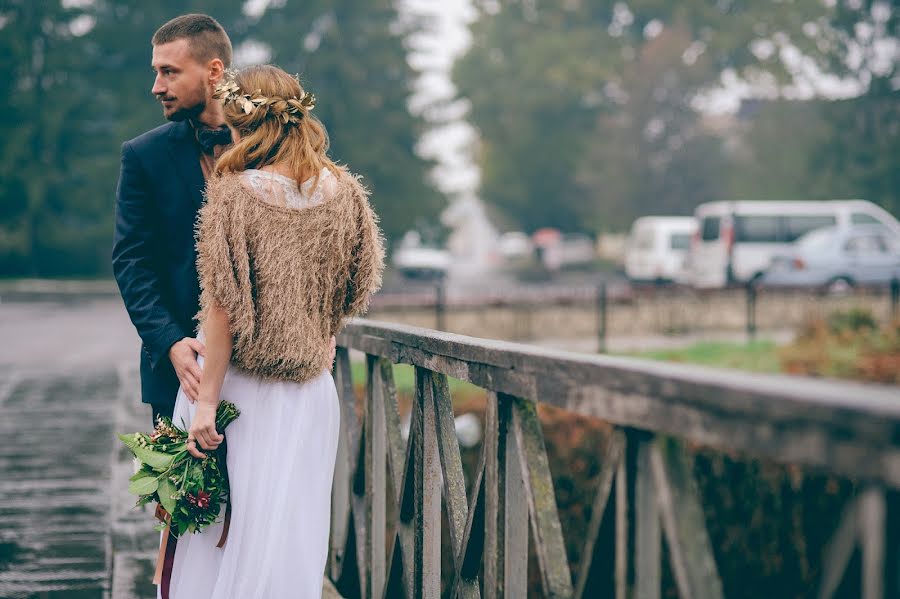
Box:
430, 373, 468, 555
351, 411, 370, 597
817, 491, 860, 599
429, 372, 480, 599
484, 392, 529, 598
377, 358, 413, 599
448, 457, 486, 599
366, 355, 387, 597
483, 392, 503, 599
330, 347, 357, 581
505, 395, 529, 599
575, 430, 624, 599
385, 373, 421, 599
379, 359, 406, 497
860, 488, 885, 599
338, 321, 900, 490
651, 438, 723, 599
635, 436, 660, 599
510, 397, 574, 598
414, 368, 441, 599
615, 449, 628, 599
339, 319, 900, 411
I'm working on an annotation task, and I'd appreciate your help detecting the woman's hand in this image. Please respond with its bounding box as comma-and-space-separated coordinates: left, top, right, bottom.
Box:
187, 401, 224, 459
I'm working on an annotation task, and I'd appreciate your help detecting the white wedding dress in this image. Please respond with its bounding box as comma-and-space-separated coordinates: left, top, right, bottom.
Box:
159, 169, 342, 599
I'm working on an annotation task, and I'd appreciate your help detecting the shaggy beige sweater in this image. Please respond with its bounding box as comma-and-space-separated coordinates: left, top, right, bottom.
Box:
195, 167, 384, 382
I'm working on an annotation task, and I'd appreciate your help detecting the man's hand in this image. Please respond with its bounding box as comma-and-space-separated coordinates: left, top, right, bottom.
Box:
169, 337, 205, 403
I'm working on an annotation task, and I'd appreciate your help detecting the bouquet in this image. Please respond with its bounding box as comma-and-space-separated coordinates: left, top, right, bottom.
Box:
119, 401, 240, 538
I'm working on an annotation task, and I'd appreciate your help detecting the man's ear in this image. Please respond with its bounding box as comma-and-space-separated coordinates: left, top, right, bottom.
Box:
208, 58, 225, 85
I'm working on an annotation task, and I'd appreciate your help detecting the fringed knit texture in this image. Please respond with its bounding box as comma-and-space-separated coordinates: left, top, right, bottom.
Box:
195, 168, 385, 383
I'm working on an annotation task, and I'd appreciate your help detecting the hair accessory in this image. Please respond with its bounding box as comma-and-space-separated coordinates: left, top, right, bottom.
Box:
214, 69, 316, 125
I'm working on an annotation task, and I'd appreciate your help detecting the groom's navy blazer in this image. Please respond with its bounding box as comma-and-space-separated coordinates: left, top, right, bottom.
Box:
112, 120, 205, 409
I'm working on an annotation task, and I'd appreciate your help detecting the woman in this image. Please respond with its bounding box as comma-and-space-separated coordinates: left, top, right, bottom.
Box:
161, 65, 384, 598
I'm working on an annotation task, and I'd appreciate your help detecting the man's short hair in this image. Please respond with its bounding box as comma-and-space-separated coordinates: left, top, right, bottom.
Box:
152, 14, 232, 68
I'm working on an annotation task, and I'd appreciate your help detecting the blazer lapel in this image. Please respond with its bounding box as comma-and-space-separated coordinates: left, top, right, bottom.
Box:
167, 121, 205, 210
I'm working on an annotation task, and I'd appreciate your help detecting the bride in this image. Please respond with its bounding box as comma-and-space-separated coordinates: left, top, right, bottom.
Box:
160, 64, 384, 598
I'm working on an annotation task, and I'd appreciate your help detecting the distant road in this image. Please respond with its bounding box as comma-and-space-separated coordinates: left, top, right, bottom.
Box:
0, 294, 138, 370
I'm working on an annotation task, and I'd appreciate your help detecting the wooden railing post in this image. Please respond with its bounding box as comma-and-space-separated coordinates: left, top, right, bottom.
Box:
330, 347, 357, 584
484, 392, 529, 598
510, 396, 574, 598
413, 368, 441, 599
364, 355, 387, 597
634, 434, 660, 599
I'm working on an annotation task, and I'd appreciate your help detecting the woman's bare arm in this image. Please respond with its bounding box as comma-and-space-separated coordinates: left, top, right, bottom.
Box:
198, 300, 233, 406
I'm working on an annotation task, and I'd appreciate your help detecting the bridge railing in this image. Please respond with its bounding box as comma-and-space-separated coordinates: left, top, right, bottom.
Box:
328, 319, 900, 598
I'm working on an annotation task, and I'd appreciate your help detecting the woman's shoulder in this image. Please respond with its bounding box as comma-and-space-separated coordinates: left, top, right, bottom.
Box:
204, 170, 249, 204
329, 165, 371, 204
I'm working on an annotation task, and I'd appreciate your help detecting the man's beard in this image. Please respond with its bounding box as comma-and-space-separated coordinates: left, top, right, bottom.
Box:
161, 83, 208, 122
165, 100, 205, 122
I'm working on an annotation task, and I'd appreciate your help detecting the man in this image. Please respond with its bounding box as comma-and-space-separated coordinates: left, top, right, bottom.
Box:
113, 14, 236, 427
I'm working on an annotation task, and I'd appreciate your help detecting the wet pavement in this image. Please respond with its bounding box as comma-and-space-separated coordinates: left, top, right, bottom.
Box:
0, 295, 156, 599
0, 295, 343, 598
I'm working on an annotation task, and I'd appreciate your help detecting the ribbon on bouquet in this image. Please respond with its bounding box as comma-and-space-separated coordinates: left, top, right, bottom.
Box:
151, 502, 232, 595
153, 504, 177, 598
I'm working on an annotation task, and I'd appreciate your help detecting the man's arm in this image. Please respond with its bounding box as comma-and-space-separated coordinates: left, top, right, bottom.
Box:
111, 141, 188, 369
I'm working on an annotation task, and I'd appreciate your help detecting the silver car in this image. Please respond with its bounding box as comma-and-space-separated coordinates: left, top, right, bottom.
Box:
761, 225, 900, 293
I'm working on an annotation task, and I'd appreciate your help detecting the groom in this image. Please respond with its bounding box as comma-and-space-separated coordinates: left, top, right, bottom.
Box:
112, 14, 235, 427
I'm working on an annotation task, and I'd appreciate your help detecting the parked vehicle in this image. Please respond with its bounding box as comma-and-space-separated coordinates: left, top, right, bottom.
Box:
687, 200, 900, 288
760, 225, 900, 293
624, 216, 697, 283
393, 231, 451, 280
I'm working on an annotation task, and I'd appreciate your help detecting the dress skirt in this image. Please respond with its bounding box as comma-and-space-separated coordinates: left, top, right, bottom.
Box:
158, 359, 341, 599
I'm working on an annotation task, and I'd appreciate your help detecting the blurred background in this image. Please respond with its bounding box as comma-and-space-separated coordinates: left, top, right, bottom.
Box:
1, 0, 896, 283
1, 1, 899, 597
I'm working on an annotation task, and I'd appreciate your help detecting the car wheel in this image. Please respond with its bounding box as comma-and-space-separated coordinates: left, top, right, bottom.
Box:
825, 276, 854, 296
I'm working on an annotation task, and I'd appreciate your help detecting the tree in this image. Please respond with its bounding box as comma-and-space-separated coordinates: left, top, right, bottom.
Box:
0, 1, 247, 276
453, 0, 882, 233
254, 0, 443, 243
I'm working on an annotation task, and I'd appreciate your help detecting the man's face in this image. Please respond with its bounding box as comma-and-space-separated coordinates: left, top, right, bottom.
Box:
151, 39, 210, 121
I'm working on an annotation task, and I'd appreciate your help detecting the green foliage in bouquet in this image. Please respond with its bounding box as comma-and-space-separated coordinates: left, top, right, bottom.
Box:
119, 401, 240, 537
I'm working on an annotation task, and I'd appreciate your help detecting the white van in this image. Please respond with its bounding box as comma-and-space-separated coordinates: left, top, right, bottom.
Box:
625, 216, 697, 283
687, 200, 900, 288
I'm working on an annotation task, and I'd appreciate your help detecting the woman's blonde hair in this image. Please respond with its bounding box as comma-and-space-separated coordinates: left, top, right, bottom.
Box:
215, 65, 338, 186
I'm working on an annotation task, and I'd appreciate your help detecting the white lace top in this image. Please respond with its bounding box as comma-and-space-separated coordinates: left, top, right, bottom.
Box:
239, 167, 336, 210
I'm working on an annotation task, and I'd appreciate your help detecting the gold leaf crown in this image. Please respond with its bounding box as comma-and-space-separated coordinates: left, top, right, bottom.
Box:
213, 69, 316, 125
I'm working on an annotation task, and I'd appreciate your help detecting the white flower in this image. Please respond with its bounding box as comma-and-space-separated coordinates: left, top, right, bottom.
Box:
132, 457, 141, 474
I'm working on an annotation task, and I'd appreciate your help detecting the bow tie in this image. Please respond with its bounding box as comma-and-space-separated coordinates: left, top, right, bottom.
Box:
196, 125, 232, 154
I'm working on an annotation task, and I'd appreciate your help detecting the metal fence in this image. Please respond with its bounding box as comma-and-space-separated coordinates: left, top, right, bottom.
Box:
328, 318, 900, 598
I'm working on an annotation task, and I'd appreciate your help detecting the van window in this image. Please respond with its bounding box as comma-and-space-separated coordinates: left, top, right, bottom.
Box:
784, 215, 837, 242
670, 233, 691, 250
701, 217, 720, 241
734, 215, 779, 243
845, 235, 887, 254
851, 212, 884, 226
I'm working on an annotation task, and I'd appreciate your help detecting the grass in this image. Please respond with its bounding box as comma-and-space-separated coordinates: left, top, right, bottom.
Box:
349, 360, 484, 396
627, 340, 784, 374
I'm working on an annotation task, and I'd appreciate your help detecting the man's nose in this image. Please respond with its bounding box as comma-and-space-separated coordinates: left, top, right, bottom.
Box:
151, 74, 165, 96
